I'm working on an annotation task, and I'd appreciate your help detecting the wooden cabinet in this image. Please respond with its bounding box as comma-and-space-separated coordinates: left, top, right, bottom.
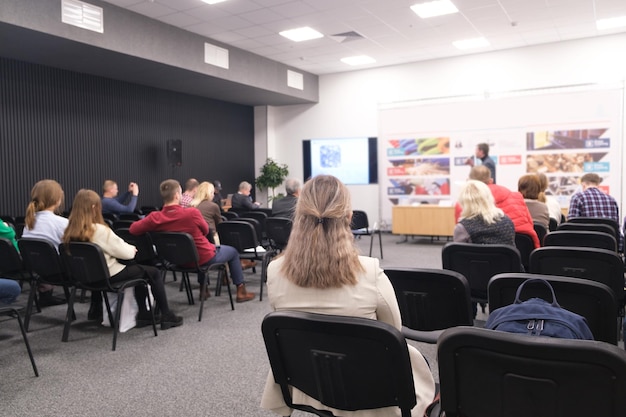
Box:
392, 205, 456, 237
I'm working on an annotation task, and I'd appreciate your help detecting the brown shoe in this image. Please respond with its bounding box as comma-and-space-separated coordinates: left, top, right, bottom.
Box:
236, 284, 255, 303
241, 259, 257, 270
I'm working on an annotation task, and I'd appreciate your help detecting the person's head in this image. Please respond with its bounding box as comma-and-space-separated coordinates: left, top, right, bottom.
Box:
160, 179, 182, 205
284, 178, 301, 196
518, 174, 542, 200
536, 173, 549, 203
238, 181, 252, 195
184, 178, 199, 195
468, 165, 493, 185
190, 181, 215, 207
458, 180, 504, 225
580, 173, 602, 190
25, 180, 65, 229
280, 175, 363, 289
63, 189, 105, 244
213, 180, 222, 193
102, 180, 118, 197
475, 143, 490, 158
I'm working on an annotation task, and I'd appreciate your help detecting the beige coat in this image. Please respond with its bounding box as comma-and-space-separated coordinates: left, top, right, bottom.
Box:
260, 256, 436, 417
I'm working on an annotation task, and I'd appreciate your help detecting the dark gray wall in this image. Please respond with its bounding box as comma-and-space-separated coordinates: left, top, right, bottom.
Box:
0, 57, 254, 216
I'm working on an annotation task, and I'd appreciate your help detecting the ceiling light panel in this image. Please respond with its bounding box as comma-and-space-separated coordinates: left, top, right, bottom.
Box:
341, 55, 377, 66
596, 16, 626, 30
279, 27, 324, 42
411, 0, 459, 19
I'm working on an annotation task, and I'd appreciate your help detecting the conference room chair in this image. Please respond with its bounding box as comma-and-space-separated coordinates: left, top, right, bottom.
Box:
0, 305, 38, 377
111, 219, 135, 231
436, 326, 626, 417
139, 205, 159, 215
559, 220, 622, 253
441, 242, 522, 307
221, 211, 239, 220
0, 238, 39, 319
118, 213, 142, 221
548, 217, 558, 232
262, 311, 417, 417
543, 230, 617, 252
488, 272, 619, 344
259, 217, 292, 301
217, 220, 267, 277
102, 212, 118, 223
533, 222, 547, 245
385, 268, 473, 343
567, 216, 620, 239
59, 242, 158, 351
150, 232, 232, 321
239, 211, 269, 245
350, 210, 383, 259
114, 229, 160, 268
513, 232, 535, 271
18, 238, 75, 332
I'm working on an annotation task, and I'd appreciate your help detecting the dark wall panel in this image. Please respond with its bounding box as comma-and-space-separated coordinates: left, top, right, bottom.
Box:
0, 57, 254, 216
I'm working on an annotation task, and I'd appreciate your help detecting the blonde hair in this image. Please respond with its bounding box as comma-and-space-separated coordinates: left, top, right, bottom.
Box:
25, 180, 64, 230
458, 180, 504, 225
279, 175, 363, 288
190, 182, 215, 207
537, 173, 548, 203
63, 189, 106, 244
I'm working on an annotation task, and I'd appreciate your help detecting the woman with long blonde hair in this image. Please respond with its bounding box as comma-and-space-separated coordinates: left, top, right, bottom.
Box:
190, 181, 222, 244
63, 189, 182, 330
261, 175, 435, 417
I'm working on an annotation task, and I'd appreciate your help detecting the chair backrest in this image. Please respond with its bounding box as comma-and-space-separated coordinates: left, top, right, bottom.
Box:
0, 238, 24, 275
221, 211, 239, 220
264, 217, 292, 250
548, 217, 558, 232
567, 216, 620, 241
528, 246, 625, 301
533, 222, 547, 245
140, 205, 159, 215
18, 238, 70, 285
218, 220, 260, 252
111, 220, 135, 231
261, 311, 417, 417
59, 242, 111, 285
115, 228, 157, 264
239, 212, 267, 239
441, 242, 522, 302
385, 268, 473, 332
543, 230, 617, 252
437, 326, 626, 417
118, 213, 142, 221
150, 232, 199, 267
514, 232, 535, 271
102, 212, 119, 222
488, 273, 618, 344
350, 210, 369, 230
558, 221, 619, 244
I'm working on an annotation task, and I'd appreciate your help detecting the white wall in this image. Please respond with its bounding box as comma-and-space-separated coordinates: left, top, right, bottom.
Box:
257, 33, 626, 226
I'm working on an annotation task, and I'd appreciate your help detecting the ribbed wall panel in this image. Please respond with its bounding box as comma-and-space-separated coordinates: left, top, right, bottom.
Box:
0, 57, 254, 217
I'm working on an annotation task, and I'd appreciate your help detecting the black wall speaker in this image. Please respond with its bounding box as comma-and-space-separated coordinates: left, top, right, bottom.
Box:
167, 139, 182, 166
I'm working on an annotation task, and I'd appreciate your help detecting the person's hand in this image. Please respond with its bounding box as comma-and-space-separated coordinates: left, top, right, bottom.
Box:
465, 157, 475, 167
254, 201, 261, 207
129, 182, 139, 196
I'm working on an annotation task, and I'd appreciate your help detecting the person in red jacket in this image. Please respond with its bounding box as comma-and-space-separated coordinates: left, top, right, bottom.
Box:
455, 166, 540, 248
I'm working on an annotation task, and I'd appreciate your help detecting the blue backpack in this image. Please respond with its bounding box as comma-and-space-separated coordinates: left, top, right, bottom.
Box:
485, 278, 594, 340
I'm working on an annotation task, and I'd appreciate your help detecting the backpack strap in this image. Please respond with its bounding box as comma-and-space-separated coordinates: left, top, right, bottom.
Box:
514, 278, 561, 308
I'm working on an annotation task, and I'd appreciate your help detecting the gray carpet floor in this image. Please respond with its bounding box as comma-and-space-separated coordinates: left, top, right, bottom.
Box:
0, 233, 600, 416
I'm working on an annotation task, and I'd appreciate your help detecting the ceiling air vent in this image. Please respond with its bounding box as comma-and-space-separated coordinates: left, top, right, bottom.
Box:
330, 31, 364, 43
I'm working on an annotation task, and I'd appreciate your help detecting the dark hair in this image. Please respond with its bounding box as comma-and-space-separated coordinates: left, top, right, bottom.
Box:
477, 143, 490, 156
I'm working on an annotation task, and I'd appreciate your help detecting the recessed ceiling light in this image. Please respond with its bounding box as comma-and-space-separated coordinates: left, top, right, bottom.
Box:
411, 0, 458, 19
201, 0, 229, 4
453, 37, 490, 50
279, 27, 323, 42
596, 16, 626, 30
341, 55, 377, 66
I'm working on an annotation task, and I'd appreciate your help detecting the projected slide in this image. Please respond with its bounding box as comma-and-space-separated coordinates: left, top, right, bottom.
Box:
309, 137, 371, 185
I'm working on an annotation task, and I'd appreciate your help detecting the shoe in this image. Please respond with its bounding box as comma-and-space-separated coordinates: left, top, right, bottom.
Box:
161, 311, 183, 330
135, 311, 161, 328
200, 286, 211, 301
38, 290, 67, 307
236, 284, 255, 303
241, 260, 257, 270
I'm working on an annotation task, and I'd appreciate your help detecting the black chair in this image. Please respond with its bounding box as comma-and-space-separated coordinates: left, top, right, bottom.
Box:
259, 217, 293, 301
488, 273, 619, 344
102, 212, 119, 223
0, 305, 39, 377
150, 232, 232, 321
111, 219, 135, 231
513, 232, 535, 271
217, 221, 267, 277
351, 210, 383, 259
528, 246, 625, 306
441, 242, 522, 305
139, 205, 159, 215
118, 213, 142, 221
221, 211, 239, 220
0, 238, 39, 320
559, 220, 622, 252
548, 216, 558, 232
543, 230, 617, 252
18, 238, 74, 331
262, 311, 417, 417
557, 221, 616, 239
114, 229, 160, 267
568, 216, 621, 240
59, 242, 158, 350
533, 222, 547, 245
236, 217, 264, 248
385, 268, 473, 343
437, 326, 626, 417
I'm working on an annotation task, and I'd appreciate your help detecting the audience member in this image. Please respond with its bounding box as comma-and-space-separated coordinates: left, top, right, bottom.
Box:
22, 179, 69, 307
190, 181, 222, 244
466, 142, 496, 183
0, 219, 17, 248
455, 166, 540, 248
260, 175, 435, 417
212, 180, 224, 211
454, 180, 515, 245
0, 278, 21, 305
537, 173, 563, 225
271, 178, 300, 220
129, 179, 255, 302
518, 174, 550, 229
102, 180, 139, 215
180, 178, 199, 208
231, 181, 260, 211
63, 189, 182, 330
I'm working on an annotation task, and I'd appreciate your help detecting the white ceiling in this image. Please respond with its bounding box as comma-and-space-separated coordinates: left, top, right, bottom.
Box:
102, 0, 626, 75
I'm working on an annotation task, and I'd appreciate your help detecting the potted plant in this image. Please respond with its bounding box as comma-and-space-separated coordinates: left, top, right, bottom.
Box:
256, 158, 289, 203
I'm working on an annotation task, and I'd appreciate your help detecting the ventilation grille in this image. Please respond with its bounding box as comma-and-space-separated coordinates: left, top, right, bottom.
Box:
330, 31, 365, 43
